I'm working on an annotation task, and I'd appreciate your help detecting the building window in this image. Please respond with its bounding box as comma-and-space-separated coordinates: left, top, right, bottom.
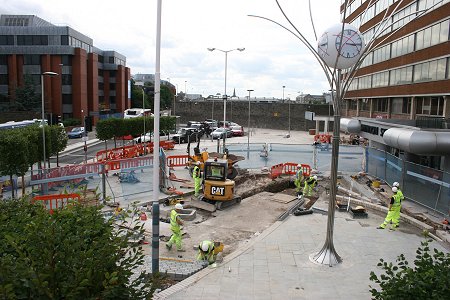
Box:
0, 55, 8, 65
416, 97, 444, 116
109, 83, 116, 90
392, 97, 411, 114
98, 55, 104, 63
61, 55, 72, 66
0, 35, 14, 45
0, 74, 8, 85
109, 71, 116, 78
98, 69, 103, 76
61, 35, 69, 45
108, 57, 114, 64
348, 100, 357, 110
98, 82, 104, 90
23, 55, 40, 65
414, 58, 447, 82
62, 94, 72, 104
17, 35, 48, 45
110, 96, 116, 104
360, 99, 370, 111
62, 74, 72, 85
375, 98, 388, 112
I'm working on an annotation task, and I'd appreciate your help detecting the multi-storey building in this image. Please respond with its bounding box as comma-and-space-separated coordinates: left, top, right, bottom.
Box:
341, 0, 450, 172
0, 15, 131, 124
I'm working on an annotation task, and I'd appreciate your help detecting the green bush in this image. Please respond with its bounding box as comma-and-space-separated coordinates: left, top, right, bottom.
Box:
0, 197, 154, 299
63, 118, 81, 127
369, 237, 450, 299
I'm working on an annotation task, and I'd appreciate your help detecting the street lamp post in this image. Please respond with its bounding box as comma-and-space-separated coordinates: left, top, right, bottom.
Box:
247, 89, 253, 151
142, 87, 147, 154
184, 80, 187, 100
41, 71, 58, 194
207, 47, 245, 150
288, 93, 291, 137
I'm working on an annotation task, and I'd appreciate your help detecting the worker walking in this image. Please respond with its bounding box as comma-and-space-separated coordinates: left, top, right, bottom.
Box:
166, 203, 185, 252
377, 185, 404, 230
294, 164, 304, 198
193, 161, 202, 198
303, 175, 318, 198
197, 240, 217, 264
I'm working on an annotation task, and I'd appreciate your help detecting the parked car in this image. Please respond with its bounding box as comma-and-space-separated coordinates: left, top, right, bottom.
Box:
133, 131, 169, 143
67, 127, 85, 139
211, 128, 233, 139
230, 125, 244, 136
172, 128, 200, 143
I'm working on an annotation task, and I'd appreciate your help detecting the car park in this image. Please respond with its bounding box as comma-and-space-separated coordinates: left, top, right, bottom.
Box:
67, 127, 85, 139
230, 125, 244, 136
172, 127, 200, 143
211, 128, 233, 139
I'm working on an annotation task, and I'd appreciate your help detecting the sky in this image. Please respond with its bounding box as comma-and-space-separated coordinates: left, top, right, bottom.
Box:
1, 0, 341, 99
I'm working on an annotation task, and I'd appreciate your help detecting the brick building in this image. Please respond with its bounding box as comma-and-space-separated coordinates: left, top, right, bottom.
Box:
340, 0, 450, 171
0, 15, 131, 124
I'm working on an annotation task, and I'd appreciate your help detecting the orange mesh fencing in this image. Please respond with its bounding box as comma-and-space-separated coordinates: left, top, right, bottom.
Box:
32, 193, 81, 214
167, 155, 189, 167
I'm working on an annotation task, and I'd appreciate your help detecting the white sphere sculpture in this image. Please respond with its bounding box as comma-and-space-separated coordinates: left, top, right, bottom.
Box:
318, 23, 365, 69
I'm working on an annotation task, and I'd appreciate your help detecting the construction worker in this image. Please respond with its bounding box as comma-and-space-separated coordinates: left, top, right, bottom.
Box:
377, 186, 404, 230
303, 175, 318, 197
393, 181, 404, 200
197, 240, 216, 264
294, 164, 304, 197
193, 161, 202, 198
166, 203, 185, 252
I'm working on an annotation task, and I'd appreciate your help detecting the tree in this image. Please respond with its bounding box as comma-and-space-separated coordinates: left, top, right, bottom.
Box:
0, 197, 154, 299
14, 75, 41, 111
369, 237, 450, 299
0, 131, 30, 198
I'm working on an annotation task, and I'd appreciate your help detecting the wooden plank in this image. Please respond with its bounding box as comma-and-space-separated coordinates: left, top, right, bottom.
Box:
185, 198, 216, 212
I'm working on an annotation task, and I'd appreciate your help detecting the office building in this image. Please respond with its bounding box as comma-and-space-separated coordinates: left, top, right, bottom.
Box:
341, 0, 450, 171
0, 14, 131, 123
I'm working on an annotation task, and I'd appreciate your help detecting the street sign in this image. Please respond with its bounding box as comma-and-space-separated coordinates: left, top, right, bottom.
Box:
81, 136, 89, 142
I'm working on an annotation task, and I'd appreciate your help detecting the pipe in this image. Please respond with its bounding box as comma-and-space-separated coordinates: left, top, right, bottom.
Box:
383, 128, 450, 155
340, 118, 361, 133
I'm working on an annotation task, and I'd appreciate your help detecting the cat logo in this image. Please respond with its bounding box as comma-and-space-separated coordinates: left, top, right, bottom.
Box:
211, 186, 225, 196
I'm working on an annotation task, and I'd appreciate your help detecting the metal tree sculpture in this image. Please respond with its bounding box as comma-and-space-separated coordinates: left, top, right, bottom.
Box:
250, 0, 439, 266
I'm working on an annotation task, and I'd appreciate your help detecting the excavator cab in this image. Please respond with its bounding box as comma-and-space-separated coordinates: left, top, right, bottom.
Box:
202, 158, 241, 209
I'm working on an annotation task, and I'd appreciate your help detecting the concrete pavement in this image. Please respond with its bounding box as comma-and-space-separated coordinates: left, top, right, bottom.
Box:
155, 193, 448, 299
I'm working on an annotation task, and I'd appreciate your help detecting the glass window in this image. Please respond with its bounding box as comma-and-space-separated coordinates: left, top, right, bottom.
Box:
436, 58, 446, 80
391, 98, 403, 114
23, 55, 40, 65
108, 57, 114, 64
62, 94, 72, 104
0, 35, 14, 45
0, 55, 8, 65
375, 98, 388, 112
416, 30, 424, 50
360, 99, 370, 111
61, 35, 69, 45
109, 83, 115, 90
440, 19, 449, 43
62, 74, 72, 85
110, 96, 116, 104
431, 23, 440, 45
423, 27, 432, 48
61, 55, 72, 66
0, 74, 8, 85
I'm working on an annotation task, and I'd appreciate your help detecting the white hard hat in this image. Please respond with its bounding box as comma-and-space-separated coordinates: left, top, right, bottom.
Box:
313, 175, 318, 180
392, 187, 398, 193
393, 182, 399, 187
200, 241, 209, 252
196, 161, 201, 165
175, 203, 183, 210
297, 164, 301, 168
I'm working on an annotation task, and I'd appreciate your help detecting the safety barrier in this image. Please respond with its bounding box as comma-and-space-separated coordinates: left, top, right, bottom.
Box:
270, 163, 284, 179
32, 193, 81, 214
272, 162, 312, 179
96, 141, 174, 162
167, 155, 190, 167
314, 134, 332, 144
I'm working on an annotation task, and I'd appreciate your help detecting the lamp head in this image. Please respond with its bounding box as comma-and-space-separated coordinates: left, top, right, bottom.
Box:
207, 48, 215, 51
42, 71, 58, 76
237, 47, 245, 51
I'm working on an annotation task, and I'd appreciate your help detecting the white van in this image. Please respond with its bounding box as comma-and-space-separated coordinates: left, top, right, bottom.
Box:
123, 108, 153, 119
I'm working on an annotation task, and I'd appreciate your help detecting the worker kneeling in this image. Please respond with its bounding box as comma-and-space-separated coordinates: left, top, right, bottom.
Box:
303, 175, 318, 198
197, 240, 221, 264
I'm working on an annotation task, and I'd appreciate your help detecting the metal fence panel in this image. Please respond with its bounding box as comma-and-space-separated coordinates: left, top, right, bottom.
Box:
367, 148, 386, 180
385, 153, 402, 186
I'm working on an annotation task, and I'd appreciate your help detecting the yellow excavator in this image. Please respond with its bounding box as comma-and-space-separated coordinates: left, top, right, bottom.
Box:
199, 157, 242, 210
187, 139, 244, 180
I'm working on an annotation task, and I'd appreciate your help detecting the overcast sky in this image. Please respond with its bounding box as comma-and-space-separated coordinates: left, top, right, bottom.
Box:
2, 0, 341, 99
